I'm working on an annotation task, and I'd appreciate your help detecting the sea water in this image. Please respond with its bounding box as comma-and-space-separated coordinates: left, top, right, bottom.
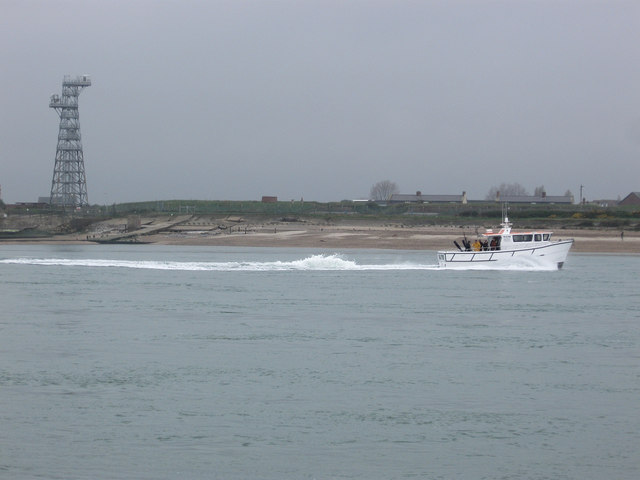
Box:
0, 245, 638, 479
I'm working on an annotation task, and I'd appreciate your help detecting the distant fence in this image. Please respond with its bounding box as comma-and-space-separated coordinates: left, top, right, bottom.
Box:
43, 200, 638, 216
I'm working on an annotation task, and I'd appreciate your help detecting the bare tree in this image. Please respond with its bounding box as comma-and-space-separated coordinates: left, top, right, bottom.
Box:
534, 185, 545, 197
370, 180, 399, 201
485, 182, 529, 200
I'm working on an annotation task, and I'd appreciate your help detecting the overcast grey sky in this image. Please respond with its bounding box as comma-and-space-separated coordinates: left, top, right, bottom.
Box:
1, 0, 639, 204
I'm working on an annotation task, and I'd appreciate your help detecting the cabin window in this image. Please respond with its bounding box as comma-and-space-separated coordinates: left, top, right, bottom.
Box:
512, 234, 533, 242
543, 234, 550, 241
534, 234, 542, 241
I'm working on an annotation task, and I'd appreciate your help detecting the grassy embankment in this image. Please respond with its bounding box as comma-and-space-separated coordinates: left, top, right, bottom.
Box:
2, 200, 640, 236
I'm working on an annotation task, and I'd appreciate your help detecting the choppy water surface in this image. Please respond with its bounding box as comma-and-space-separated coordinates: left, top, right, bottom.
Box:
1, 245, 639, 479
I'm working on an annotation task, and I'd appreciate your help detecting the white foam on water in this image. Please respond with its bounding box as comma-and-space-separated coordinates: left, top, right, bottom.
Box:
1, 253, 561, 272
0, 254, 439, 272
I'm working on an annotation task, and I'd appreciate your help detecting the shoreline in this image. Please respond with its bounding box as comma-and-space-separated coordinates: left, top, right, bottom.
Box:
1, 223, 638, 254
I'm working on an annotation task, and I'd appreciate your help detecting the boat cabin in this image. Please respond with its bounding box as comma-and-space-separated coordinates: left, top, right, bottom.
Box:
455, 230, 554, 252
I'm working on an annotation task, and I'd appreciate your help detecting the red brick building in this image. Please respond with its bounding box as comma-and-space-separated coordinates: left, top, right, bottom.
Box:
618, 192, 640, 206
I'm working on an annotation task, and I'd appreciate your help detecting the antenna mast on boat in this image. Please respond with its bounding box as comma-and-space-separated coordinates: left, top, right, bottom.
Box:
502, 202, 509, 222
501, 202, 512, 232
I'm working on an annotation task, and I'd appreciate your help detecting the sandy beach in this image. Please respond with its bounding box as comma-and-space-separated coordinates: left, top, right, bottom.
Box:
5, 217, 637, 254
144, 224, 639, 254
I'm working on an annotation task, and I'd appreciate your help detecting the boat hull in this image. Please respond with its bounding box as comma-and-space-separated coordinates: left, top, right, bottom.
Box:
437, 240, 573, 270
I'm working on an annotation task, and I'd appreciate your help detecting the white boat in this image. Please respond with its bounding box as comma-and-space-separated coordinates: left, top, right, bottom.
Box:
437, 214, 573, 270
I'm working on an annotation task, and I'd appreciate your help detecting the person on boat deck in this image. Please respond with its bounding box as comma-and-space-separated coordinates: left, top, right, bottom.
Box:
490, 237, 498, 250
472, 239, 482, 251
482, 240, 489, 250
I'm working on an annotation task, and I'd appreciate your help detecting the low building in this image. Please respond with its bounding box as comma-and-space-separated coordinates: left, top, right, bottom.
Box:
390, 191, 468, 204
618, 192, 640, 206
593, 199, 619, 208
387, 190, 574, 204
496, 192, 573, 204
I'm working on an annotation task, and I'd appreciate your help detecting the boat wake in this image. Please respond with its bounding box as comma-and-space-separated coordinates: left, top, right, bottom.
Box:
0, 254, 439, 272
1, 253, 560, 272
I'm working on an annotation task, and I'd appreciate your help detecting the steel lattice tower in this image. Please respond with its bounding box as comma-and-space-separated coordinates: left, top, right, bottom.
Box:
49, 75, 91, 207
